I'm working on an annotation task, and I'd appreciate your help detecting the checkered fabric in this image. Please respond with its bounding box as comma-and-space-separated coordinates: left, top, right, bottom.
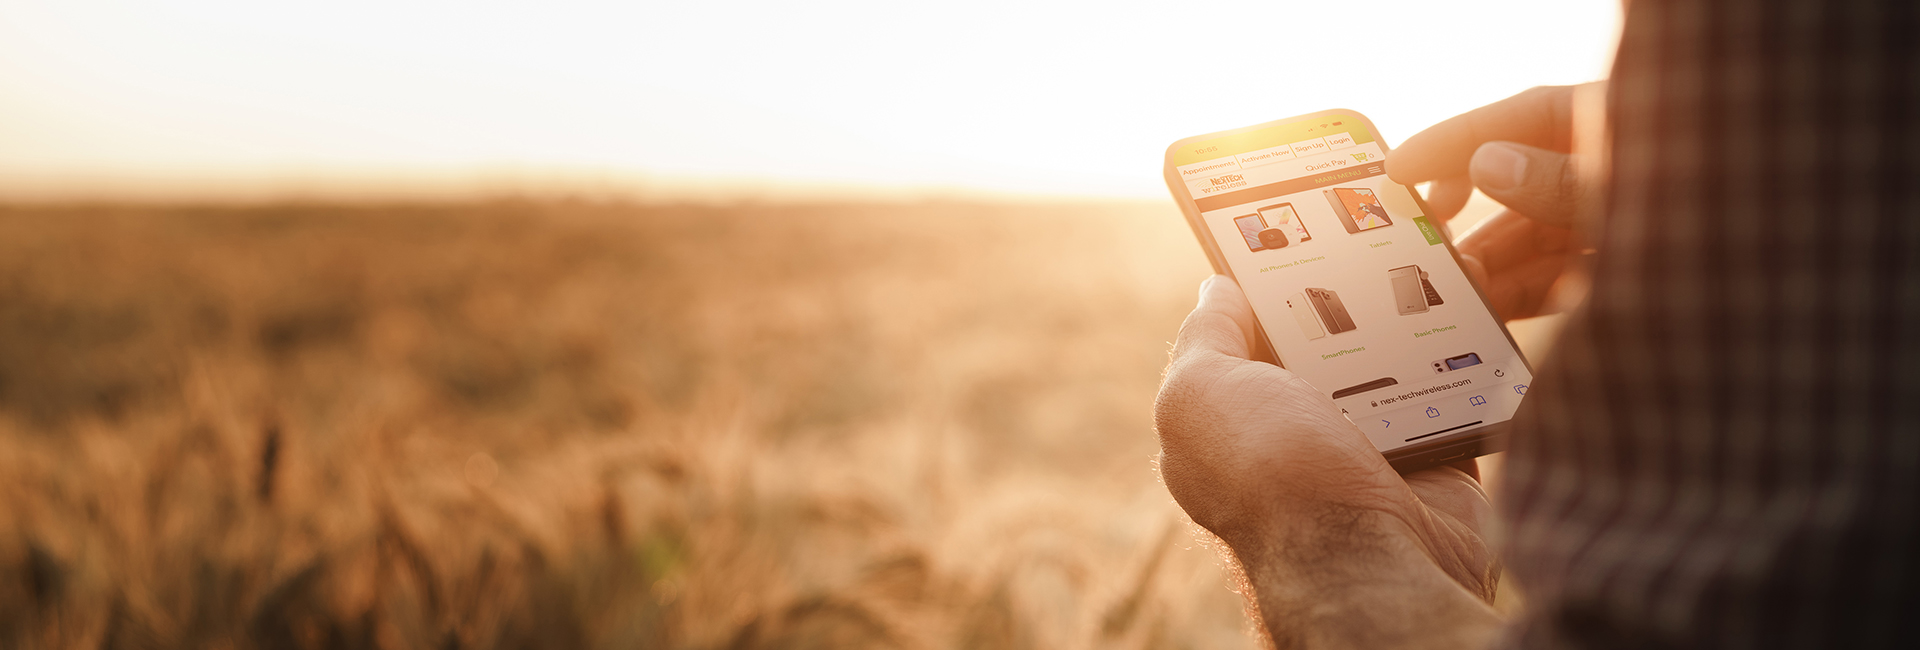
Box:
1499, 0, 1920, 647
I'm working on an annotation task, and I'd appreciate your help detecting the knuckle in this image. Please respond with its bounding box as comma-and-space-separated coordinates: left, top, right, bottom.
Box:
1272, 372, 1331, 408
1154, 363, 1210, 432
1560, 154, 1586, 195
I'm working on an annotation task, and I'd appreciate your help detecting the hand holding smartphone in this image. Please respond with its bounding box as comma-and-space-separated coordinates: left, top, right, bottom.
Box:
1164, 110, 1534, 472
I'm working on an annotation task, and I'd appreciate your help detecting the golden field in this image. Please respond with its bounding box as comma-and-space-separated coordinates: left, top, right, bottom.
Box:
0, 200, 1274, 649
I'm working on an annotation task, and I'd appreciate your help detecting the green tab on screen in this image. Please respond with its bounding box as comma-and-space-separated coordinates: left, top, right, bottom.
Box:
1413, 216, 1444, 246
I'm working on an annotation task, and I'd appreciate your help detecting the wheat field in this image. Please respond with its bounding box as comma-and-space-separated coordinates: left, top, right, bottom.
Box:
0, 200, 1291, 649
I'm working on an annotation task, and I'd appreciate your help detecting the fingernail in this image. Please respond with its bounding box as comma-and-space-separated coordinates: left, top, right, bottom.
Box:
1199, 275, 1217, 299
1471, 142, 1528, 192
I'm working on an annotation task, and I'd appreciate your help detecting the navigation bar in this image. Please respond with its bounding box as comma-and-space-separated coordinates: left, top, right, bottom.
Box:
1194, 161, 1388, 212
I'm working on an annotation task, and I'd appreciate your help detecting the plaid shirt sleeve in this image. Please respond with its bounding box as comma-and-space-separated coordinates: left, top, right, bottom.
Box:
1497, 0, 1920, 647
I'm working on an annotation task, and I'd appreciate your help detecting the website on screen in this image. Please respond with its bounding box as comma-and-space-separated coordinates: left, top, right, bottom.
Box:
1170, 115, 1534, 452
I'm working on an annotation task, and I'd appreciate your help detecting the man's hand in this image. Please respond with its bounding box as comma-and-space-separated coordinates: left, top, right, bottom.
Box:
1389, 83, 1599, 321
1155, 276, 1502, 650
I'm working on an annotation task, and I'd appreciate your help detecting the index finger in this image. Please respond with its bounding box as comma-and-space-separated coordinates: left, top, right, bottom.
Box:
1456, 209, 1577, 274
1387, 85, 1578, 185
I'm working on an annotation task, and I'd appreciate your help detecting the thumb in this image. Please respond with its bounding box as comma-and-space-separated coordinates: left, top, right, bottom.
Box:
1469, 141, 1585, 227
1170, 275, 1258, 363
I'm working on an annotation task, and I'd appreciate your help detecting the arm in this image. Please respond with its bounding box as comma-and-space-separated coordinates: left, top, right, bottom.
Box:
1154, 85, 1605, 646
1155, 276, 1503, 649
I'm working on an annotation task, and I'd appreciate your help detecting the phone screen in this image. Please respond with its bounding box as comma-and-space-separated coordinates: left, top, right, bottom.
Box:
1165, 111, 1533, 456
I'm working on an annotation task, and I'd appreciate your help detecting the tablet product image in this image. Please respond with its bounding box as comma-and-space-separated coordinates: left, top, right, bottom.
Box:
1287, 292, 1327, 340
1305, 288, 1357, 334
1164, 109, 1536, 473
1325, 187, 1393, 233
1432, 353, 1483, 373
1389, 265, 1428, 315
1234, 214, 1267, 251
1256, 203, 1311, 245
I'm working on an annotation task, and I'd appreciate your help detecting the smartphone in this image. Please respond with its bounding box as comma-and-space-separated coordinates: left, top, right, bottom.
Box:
1388, 265, 1429, 315
1433, 353, 1483, 373
1163, 109, 1534, 472
1257, 203, 1311, 245
1305, 288, 1356, 334
1286, 292, 1327, 340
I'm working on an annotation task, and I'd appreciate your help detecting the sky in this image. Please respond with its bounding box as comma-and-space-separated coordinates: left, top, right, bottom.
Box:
0, 1, 1620, 202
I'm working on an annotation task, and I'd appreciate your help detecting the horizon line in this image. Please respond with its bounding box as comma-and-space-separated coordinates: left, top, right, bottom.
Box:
0, 165, 1170, 206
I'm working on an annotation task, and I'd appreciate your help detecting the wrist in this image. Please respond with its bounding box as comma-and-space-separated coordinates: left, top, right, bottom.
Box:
1228, 507, 1503, 650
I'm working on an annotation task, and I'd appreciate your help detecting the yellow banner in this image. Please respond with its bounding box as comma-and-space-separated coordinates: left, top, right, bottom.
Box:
1170, 114, 1376, 167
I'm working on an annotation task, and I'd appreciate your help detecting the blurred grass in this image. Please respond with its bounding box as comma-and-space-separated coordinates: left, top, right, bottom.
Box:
0, 200, 1268, 649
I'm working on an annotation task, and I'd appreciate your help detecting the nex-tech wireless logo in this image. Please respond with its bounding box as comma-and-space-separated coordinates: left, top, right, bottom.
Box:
1208, 174, 1244, 186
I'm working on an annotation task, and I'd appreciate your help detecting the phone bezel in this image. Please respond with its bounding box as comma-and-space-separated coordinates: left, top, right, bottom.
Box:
1161, 108, 1535, 474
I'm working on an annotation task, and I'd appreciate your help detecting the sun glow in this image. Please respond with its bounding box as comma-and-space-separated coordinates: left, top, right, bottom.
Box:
0, 0, 1618, 202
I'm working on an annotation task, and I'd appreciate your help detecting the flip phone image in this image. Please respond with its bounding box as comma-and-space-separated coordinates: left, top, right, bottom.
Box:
1305, 288, 1357, 334
1287, 292, 1327, 340
1389, 265, 1428, 315
1421, 270, 1444, 306
1389, 265, 1445, 315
